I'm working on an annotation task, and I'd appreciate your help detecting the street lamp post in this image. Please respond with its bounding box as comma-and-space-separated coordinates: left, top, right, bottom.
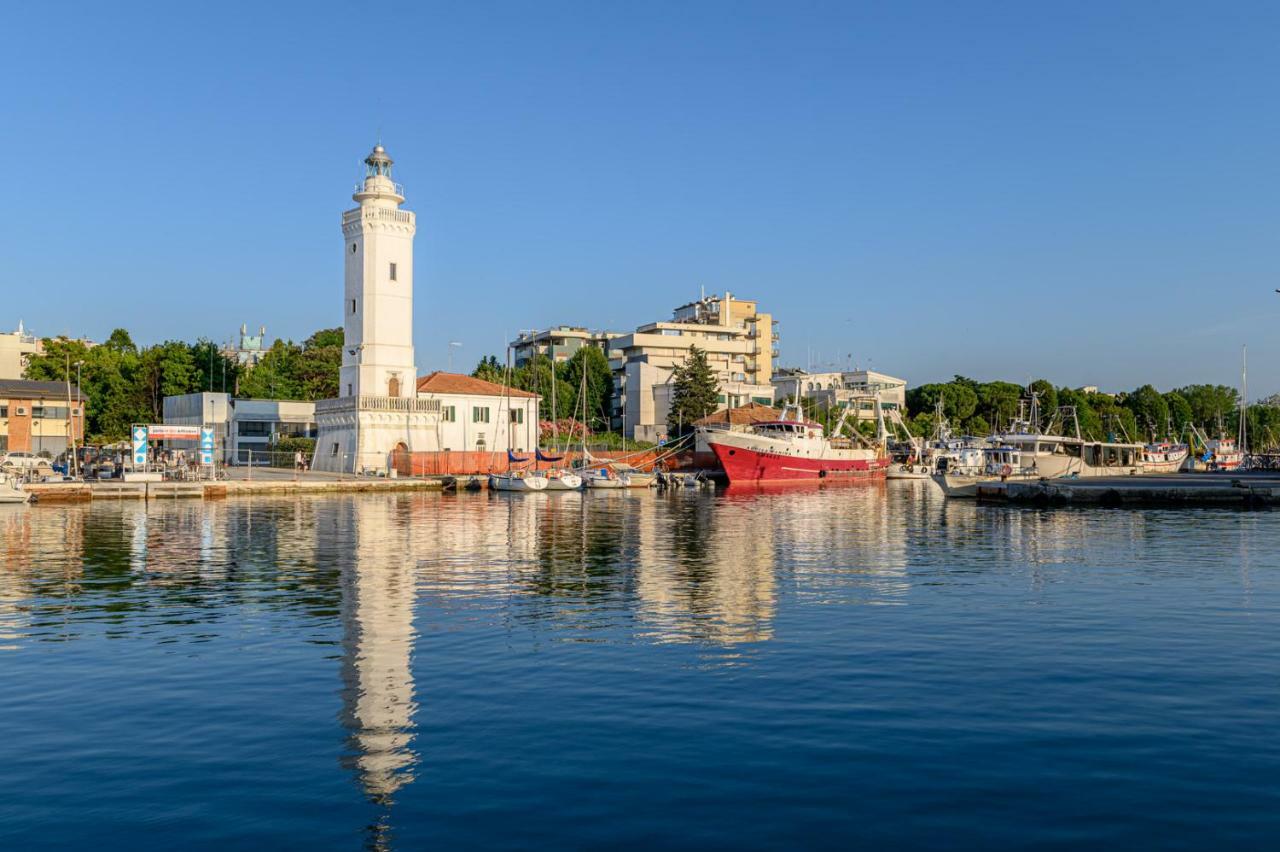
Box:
74, 360, 84, 478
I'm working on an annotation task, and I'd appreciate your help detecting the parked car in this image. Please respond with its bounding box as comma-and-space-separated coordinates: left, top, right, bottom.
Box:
0, 452, 54, 474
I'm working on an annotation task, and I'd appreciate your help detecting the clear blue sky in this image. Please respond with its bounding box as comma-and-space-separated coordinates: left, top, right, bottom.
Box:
3, 1, 1278, 396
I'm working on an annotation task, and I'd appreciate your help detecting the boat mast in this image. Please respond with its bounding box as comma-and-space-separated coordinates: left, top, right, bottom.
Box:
1240, 344, 1248, 454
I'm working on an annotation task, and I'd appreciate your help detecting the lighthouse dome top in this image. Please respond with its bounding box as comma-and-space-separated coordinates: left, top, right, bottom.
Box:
364, 144, 394, 177
354, 143, 404, 206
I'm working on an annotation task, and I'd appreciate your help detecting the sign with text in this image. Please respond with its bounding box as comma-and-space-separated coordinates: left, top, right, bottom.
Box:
199, 427, 215, 466
131, 425, 148, 466
147, 424, 203, 441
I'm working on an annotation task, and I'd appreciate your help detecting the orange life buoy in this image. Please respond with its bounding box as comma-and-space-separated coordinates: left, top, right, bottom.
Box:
1000, 464, 1013, 477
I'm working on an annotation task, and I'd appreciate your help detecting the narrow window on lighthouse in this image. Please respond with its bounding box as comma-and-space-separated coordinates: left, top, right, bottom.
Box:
350, 299, 356, 314
389, 262, 398, 281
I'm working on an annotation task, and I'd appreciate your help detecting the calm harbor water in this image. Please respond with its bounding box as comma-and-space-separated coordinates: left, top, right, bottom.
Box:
1, 485, 1278, 848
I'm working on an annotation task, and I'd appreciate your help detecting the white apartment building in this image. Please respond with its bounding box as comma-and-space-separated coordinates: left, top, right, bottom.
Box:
510, 326, 618, 367
415, 372, 540, 453
610, 292, 778, 442
0, 321, 43, 380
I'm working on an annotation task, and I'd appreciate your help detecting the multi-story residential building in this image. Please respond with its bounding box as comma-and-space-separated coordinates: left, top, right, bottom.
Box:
0, 379, 87, 455
609, 292, 778, 442
0, 322, 43, 380
510, 326, 618, 367
772, 368, 907, 412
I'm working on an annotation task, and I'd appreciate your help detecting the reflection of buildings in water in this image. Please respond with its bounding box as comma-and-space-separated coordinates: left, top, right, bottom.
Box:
409, 492, 543, 597
330, 495, 420, 803
937, 499, 1151, 574
0, 506, 86, 649
634, 493, 778, 645
749, 484, 911, 604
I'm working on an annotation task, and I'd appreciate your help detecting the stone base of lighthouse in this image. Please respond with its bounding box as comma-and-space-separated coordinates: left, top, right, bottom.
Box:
311, 395, 440, 475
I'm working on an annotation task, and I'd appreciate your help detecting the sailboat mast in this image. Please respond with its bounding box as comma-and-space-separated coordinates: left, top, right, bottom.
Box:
1240, 344, 1248, 453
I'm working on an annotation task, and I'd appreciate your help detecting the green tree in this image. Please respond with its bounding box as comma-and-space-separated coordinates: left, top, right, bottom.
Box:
472, 355, 504, 384
558, 346, 613, 429
976, 381, 1022, 430
906, 382, 977, 423
238, 340, 304, 400
295, 328, 342, 400
1174, 384, 1238, 432
1029, 379, 1058, 427
667, 346, 719, 434
1164, 391, 1194, 437
1123, 384, 1170, 440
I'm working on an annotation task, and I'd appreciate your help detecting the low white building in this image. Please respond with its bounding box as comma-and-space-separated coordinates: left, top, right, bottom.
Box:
772, 368, 907, 412
163, 392, 316, 463
414, 372, 540, 453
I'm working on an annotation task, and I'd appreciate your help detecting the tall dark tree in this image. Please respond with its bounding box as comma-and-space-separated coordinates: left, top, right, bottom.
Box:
667, 346, 720, 435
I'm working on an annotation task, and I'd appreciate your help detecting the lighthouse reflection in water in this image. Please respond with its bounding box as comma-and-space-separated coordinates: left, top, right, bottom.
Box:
0, 487, 1277, 848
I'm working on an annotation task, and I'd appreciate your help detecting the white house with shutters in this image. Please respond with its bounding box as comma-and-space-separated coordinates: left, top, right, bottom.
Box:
414, 372, 541, 453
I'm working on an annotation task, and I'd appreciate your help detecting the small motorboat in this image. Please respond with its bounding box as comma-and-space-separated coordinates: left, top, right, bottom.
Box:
542, 469, 583, 491
0, 473, 32, 505
488, 471, 549, 492
581, 467, 630, 489
601, 462, 655, 488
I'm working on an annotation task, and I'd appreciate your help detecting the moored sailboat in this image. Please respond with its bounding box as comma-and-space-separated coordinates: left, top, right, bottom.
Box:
487, 350, 549, 492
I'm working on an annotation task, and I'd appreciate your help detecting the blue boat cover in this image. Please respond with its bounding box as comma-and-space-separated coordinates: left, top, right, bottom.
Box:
536, 449, 564, 462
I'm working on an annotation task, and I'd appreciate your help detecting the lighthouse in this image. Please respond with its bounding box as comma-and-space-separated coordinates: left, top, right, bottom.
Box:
312, 144, 438, 474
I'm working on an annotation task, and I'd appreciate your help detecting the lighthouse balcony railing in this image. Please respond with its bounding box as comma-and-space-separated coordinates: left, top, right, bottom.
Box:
342, 207, 413, 226
316, 396, 442, 415
350, 182, 406, 196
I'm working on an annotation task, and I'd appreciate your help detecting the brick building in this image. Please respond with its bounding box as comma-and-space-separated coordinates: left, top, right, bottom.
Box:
0, 379, 87, 456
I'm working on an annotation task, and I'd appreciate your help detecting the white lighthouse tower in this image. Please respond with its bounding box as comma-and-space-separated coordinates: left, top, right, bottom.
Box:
312, 145, 439, 473
341, 145, 417, 400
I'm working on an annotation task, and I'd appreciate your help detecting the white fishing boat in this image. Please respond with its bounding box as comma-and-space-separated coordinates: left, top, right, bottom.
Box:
885, 459, 932, 480
989, 397, 1144, 479
0, 473, 32, 504
930, 444, 1041, 497
1141, 442, 1190, 474
887, 401, 987, 480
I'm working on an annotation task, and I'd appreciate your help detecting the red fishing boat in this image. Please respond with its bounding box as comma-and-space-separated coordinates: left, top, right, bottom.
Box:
702, 404, 890, 483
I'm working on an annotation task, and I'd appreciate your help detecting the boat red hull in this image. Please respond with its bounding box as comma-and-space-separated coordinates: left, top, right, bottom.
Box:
711, 442, 890, 483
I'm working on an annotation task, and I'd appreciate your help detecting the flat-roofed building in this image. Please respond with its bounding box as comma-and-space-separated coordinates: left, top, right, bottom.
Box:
0, 379, 87, 455
0, 322, 43, 381
163, 392, 316, 463
773, 368, 907, 412
510, 327, 618, 367
609, 292, 777, 442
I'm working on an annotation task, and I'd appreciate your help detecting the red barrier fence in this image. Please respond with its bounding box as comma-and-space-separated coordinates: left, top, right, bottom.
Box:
391, 448, 703, 477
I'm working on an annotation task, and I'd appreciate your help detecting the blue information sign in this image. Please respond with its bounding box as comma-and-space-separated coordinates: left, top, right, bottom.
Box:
132, 425, 149, 466
199, 426, 215, 466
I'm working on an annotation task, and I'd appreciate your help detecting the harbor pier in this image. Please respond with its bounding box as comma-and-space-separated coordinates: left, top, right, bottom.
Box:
975, 472, 1280, 508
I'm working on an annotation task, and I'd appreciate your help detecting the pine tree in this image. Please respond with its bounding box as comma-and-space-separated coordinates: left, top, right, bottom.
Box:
667, 345, 720, 435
